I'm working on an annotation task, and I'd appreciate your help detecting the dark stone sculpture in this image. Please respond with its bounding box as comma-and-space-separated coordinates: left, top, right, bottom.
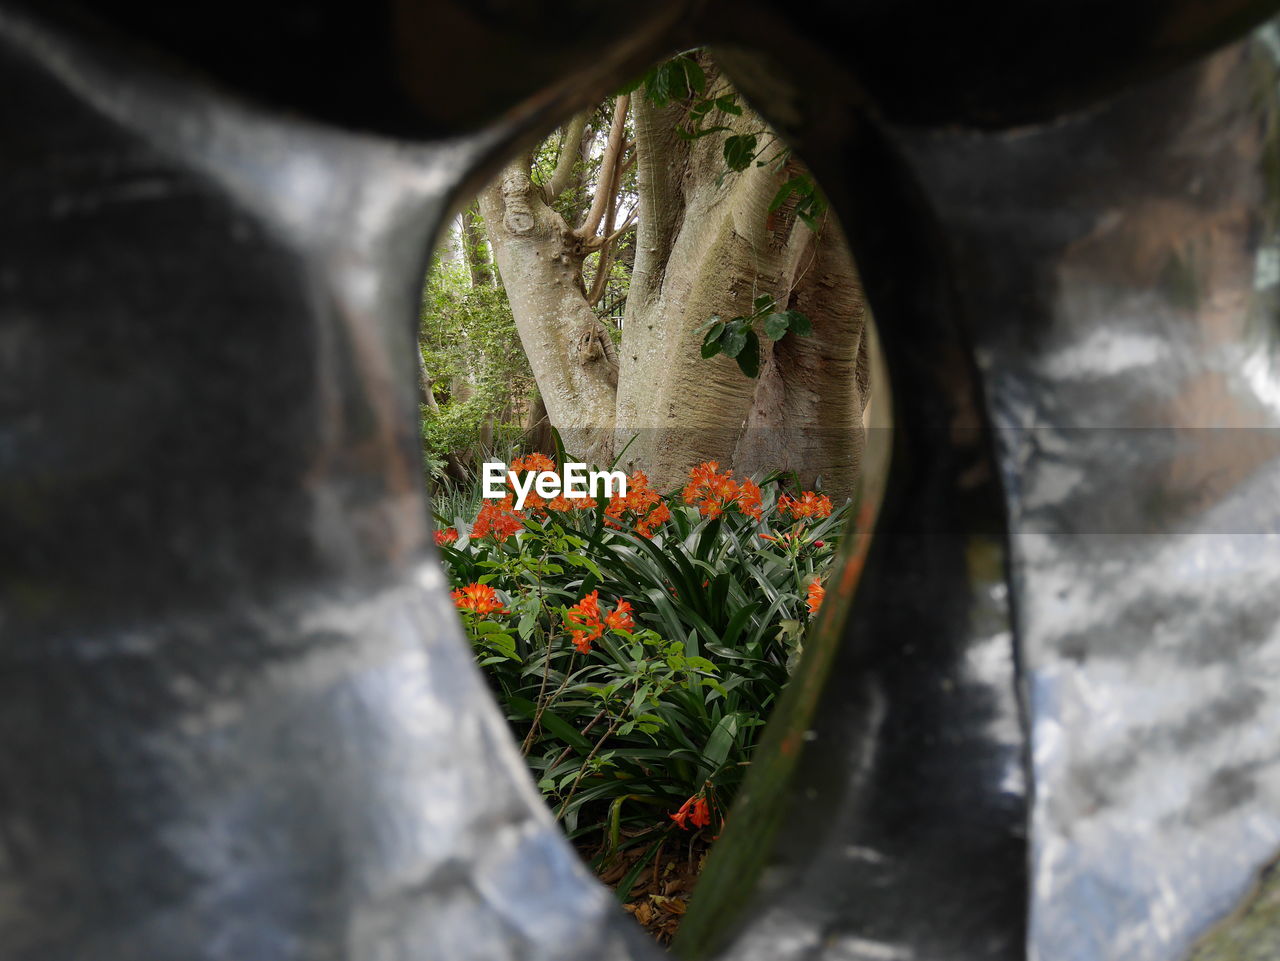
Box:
3, 2, 1279, 959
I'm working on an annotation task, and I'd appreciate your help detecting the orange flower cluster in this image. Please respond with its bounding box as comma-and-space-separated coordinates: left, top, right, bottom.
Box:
670, 793, 711, 830
682, 462, 763, 520
545, 493, 597, 512
452, 582, 507, 617
605, 470, 670, 537
504, 454, 600, 514
806, 578, 825, 615
778, 490, 834, 519
472, 495, 525, 541
510, 452, 555, 473
507, 453, 556, 511
565, 590, 635, 654
434, 527, 459, 546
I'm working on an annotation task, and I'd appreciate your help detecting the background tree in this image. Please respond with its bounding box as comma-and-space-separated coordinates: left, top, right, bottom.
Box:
418, 230, 535, 479
474, 53, 871, 496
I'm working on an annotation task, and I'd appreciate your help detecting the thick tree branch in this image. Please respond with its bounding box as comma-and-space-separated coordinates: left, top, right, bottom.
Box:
543, 111, 589, 204
630, 93, 689, 311
576, 94, 629, 240
586, 246, 615, 307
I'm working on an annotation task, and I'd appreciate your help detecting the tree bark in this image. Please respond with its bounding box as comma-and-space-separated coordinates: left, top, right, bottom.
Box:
734, 220, 868, 498
478, 160, 619, 463
543, 112, 589, 204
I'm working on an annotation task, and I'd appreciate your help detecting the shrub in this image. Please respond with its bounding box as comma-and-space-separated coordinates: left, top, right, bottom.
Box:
433, 456, 846, 892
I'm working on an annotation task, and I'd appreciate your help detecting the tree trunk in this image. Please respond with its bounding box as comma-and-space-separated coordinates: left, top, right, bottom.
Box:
479, 61, 869, 498
526, 393, 555, 456
734, 221, 869, 496
479, 160, 619, 464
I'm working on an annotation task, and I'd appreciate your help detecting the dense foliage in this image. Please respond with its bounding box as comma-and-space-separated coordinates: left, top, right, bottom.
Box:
418, 248, 535, 473
433, 454, 846, 894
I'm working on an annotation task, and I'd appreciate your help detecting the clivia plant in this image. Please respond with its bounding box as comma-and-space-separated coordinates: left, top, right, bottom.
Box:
434, 453, 845, 896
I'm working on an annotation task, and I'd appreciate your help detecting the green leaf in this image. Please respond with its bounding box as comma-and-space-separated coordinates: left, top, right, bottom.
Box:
719, 320, 749, 359
763, 312, 791, 340
619, 68, 654, 96
680, 57, 707, 95
753, 294, 774, 313
508, 697, 592, 753
646, 65, 672, 106
702, 713, 740, 777
715, 94, 742, 115
785, 310, 813, 336
701, 318, 726, 357
723, 134, 758, 172
483, 633, 518, 660
608, 795, 628, 855
768, 182, 796, 214
517, 612, 536, 640
735, 330, 761, 377
614, 837, 665, 902
677, 123, 731, 142
693, 314, 723, 339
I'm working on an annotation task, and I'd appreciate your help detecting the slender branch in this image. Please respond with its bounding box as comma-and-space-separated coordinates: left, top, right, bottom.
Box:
524, 656, 580, 757
579, 154, 636, 253
549, 709, 607, 772
543, 111, 590, 204
523, 653, 555, 755
556, 714, 625, 821
583, 151, 624, 307
617, 150, 636, 183
586, 244, 616, 307
520, 551, 557, 755
576, 94, 629, 240
603, 212, 637, 247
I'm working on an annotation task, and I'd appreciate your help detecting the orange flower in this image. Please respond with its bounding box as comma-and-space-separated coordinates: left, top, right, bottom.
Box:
778, 490, 833, 519
434, 527, 459, 546
682, 462, 763, 520
604, 599, 634, 632
510, 452, 556, 473
452, 582, 507, 617
605, 470, 669, 538
566, 590, 604, 654
546, 493, 597, 512
806, 578, 825, 616
635, 501, 670, 537
736, 478, 763, 520
670, 793, 712, 830
503, 454, 557, 513
565, 591, 636, 654
760, 530, 802, 545
472, 496, 525, 541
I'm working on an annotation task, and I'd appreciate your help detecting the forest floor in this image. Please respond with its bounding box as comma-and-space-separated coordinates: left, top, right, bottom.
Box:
581, 833, 714, 946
